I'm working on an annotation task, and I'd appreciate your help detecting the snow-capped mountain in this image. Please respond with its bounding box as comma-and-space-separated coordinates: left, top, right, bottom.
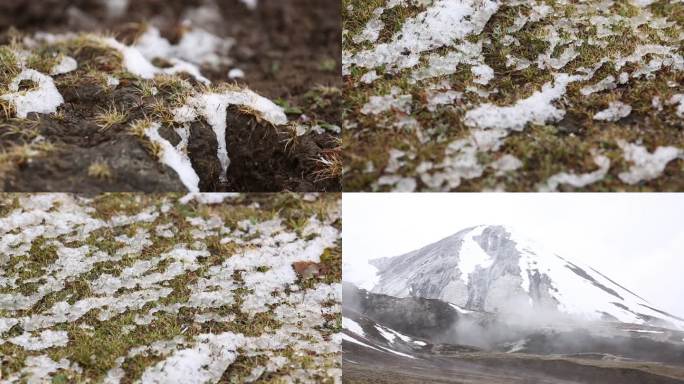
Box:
369, 225, 684, 330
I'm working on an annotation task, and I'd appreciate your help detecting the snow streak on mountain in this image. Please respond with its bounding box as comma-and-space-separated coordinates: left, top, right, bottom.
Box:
369, 225, 684, 329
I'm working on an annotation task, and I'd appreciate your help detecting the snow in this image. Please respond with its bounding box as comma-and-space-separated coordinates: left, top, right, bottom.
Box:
0, 194, 342, 382
240, 0, 258, 10
103, 36, 210, 84
342, 317, 365, 337
580, 76, 616, 96
617, 141, 682, 184
471, 64, 494, 85
383, 347, 416, 359
135, 26, 233, 69
538, 155, 610, 191
342, 333, 382, 352
8, 330, 69, 350
377, 325, 415, 344
376, 325, 396, 343
668, 94, 684, 117
360, 87, 412, 115
179, 193, 239, 205
1, 69, 64, 118
458, 225, 493, 286
464, 74, 576, 131
625, 329, 664, 334
449, 303, 474, 314
49, 55, 77, 75
346, 0, 499, 72
228, 68, 245, 79
174, 90, 286, 180
104, 0, 129, 17
143, 122, 200, 192
141, 332, 244, 384
593, 101, 632, 121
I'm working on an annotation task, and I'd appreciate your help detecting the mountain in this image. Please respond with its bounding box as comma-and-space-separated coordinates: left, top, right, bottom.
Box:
368, 225, 684, 330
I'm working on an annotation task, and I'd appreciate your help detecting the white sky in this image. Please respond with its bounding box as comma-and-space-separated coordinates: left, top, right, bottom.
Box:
342, 193, 684, 317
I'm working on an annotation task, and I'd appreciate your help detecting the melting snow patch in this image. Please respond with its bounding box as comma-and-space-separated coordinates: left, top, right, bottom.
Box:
346, 0, 500, 72
144, 122, 200, 192
361, 87, 412, 115
134, 26, 234, 68
342, 333, 382, 352
240, 0, 258, 10
471, 64, 494, 85
668, 94, 684, 117
464, 74, 577, 131
618, 141, 682, 184
103, 36, 210, 84
179, 193, 240, 205
174, 90, 286, 180
228, 68, 245, 79
449, 303, 474, 314
580, 76, 616, 96
382, 347, 416, 359
593, 101, 632, 122
49, 55, 77, 75
342, 317, 365, 337
8, 330, 69, 351
141, 332, 245, 384
1, 69, 64, 118
538, 155, 611, 191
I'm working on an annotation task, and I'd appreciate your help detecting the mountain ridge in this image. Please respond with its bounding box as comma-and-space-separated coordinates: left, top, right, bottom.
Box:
367, 224, 684, 330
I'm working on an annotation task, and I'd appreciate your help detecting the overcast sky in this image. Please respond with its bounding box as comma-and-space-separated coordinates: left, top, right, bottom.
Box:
342, 193, 684, 317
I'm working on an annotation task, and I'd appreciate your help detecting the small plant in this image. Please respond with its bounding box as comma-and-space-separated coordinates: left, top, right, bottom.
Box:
87, 161, 112, 180
312, 148, 342, 183
128, 118, 153, 138
94, 106, 128, 131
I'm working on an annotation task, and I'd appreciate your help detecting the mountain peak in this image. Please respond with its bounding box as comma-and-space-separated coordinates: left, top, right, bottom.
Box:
368, 226, 683, 330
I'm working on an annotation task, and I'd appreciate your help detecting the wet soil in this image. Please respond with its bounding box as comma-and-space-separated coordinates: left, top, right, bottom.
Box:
0, 0, 341, 192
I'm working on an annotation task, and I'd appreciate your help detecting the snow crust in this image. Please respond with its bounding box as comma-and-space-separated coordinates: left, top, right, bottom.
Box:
345, 0, 499, 73
464, 74, 576, 131
538, 155, 610, 191
593, 101, 632, 121
49, 55, 77, 75
134, 26, 234, 69
1, 69, 64, 118
144, 122, 201, 192
103, 37, 210, 84
618, 141, 682, 184
458, 225, 493, 286
342, 317, 365, 337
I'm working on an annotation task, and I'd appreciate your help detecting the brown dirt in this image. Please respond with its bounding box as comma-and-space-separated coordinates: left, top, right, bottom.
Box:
0, 0, 341, 192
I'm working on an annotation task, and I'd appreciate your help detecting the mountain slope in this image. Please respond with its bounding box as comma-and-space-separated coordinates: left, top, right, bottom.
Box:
369, 225, 684, 330
343, 284, 684, 384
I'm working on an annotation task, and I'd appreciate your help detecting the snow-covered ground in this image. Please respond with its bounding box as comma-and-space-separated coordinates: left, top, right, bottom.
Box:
343, 0, 684, 191
0, 193, 341, 383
